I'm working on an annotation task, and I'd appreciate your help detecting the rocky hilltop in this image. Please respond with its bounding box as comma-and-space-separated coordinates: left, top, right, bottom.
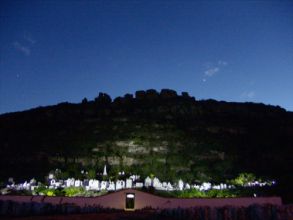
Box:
0, 89, 292, 202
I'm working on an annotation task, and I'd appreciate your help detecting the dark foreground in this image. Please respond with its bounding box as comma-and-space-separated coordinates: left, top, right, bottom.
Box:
2, 206, 293, 220
0, 211, 171, 220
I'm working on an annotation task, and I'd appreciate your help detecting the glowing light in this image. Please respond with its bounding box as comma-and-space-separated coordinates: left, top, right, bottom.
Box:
126, 194, 135, 198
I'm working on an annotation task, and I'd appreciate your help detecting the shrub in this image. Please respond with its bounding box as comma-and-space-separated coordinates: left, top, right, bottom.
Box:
63, 187, 84, 197
46, 190, 55, 196
231, 173, 256, 186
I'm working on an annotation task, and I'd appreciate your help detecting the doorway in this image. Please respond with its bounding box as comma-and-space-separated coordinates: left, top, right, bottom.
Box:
125, 193, 135, 210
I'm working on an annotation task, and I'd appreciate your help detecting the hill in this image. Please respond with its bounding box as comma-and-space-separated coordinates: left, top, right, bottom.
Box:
0, 89, 292, 202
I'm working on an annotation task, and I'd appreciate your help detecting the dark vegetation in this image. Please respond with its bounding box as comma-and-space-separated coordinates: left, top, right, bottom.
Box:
0, 89, 292, 202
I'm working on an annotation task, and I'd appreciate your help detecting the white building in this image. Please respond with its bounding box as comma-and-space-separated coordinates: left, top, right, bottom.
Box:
116, 180, 125, 190
126, 179, 133, 188
178, 179, 184, 191
144, 176, 152, 187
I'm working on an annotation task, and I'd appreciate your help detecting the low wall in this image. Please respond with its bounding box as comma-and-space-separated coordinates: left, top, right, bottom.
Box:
0, 189, 282, 210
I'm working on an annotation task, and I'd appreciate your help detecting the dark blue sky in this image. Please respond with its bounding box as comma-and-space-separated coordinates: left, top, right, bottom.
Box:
1, 0, 292, 114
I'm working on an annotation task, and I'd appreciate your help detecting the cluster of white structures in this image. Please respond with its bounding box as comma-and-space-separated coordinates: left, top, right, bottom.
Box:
4, 166, 275, 193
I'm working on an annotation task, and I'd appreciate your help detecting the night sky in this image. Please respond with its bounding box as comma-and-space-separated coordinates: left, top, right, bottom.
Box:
0, 0, 292, 114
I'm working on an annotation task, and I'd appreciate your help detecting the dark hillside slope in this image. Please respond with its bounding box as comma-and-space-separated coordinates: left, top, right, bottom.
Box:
0, 89, 292, 202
